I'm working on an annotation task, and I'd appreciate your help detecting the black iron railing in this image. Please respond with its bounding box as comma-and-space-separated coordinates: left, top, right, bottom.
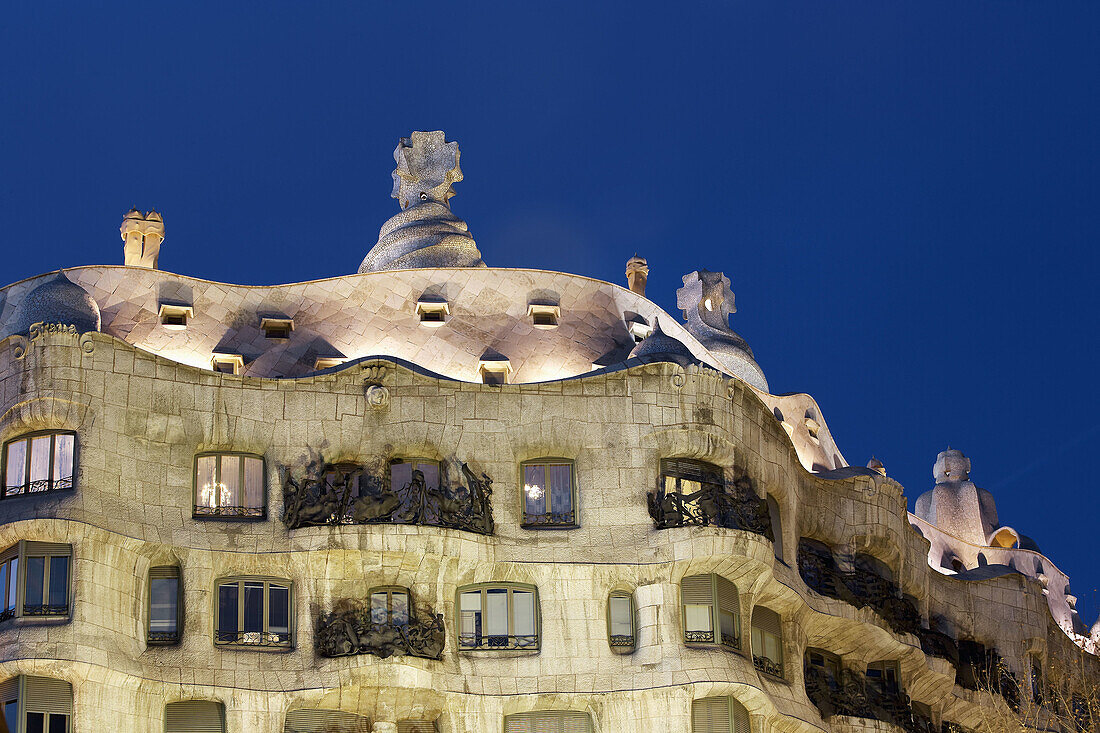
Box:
215, 630, 292, 647
22, 604, 68, 617
2, 476, 73, 498
610, 634, 635, 648
147, 630, 180, 645
458, 633, 538, 650
521, 510, 576, 528
316, 608, 445, 661
193, 504, 265, 519
754, 654, 783, 678
647, 475, 772, 540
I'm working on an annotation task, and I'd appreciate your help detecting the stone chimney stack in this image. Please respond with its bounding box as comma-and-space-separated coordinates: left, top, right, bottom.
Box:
121, 209, 165, 268
626, 255, 649, 297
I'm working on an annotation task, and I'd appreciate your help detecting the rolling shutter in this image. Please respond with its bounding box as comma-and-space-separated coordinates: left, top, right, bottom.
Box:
661, 459, 722, 485
396, 722, 438, 733
0, 545, 16, 564
681, 575, 714, 606
165, 700, 225, 732
285, 709, 370, 732
751, 606, 781, 637
0, 676, 18, 701
692, 696, 731, 733
715, 576, 739, 617
730, 698, 750, 733
23, 676, 71, 714
23, 542, 71, 556
504, 711, 593, 733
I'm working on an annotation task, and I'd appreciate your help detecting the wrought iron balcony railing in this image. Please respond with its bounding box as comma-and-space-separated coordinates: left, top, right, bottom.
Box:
647, 480, 773, 540
147, 630, 180, 645
316, 607, 445, 661
521, 510, 576, 528
22, 604, 68, 617
754, 654, 784, 679
458, 633, 539, 651
215, 630, 292, 647
609, 634, 635, 648
2, 476, 73, 498
193, 504, 265, 519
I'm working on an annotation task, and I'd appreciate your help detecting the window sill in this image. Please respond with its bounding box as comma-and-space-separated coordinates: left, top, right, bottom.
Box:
0, 613, 71, 628
193, 507, 267, 521
214, 640, 295, 652
0, 485, 75, 500
520, 523, 579, 530
147, 635, 181, 646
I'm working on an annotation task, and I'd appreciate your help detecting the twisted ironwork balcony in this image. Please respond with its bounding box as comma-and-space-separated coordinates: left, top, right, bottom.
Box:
193, 504, 264, 519
521, 510, 576, 528
2, 476, 73, 498
754, 654, 784, 678
721, 631, 741, 650
282, 459, 494, 536
647, 480, 772, 540
609, 634, 635, 648
805, 665, 943, 733
0, 608, 13, 623
215, 630, 292, 648
458, 633, 538, 651
22, 604, 68, 617
316, 605, 445, 660
147, 630, 180, 645
685, 630, 714, 643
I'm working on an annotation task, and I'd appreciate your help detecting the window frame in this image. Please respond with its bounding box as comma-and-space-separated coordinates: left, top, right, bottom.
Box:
1, 431, 78, 499
0, 542, 72, 624
519, 458, 578, 529
805, 648, 843, 687
866, 659, 902, 694
192, 452, 267, 520
503, 710, 593, 733
368, 585, 411, 627
1, 675, 73, 733
455, 582, 540, 652
212, 575, 294, 651
750, 606, 784, 679
680, 573, 741, 652
691, 695, 751, 733
388, 458, 442, 492
606, 590, 636, 653
147, 566, 183, 646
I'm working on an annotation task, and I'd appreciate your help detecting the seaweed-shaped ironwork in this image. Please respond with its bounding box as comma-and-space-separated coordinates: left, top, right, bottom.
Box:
805, 664, 934, 733
316, 599, 445, 661
646, 466, 772, 539
281, 455, 493, 535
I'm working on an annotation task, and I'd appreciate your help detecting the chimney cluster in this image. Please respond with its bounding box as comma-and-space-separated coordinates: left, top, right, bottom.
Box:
121, 209, 165, 268
625, 255, 648, 296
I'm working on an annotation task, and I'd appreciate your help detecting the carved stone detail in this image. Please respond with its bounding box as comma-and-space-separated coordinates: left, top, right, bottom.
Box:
316, 600, 445, 661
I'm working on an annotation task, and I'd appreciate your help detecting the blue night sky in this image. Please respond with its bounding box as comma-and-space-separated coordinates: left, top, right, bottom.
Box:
2, 4, 1097, 624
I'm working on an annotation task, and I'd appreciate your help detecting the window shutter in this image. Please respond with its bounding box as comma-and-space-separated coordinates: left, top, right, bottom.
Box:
692, 696, 731, 733
751, 607, 782, 637
150, 566, 180, 580
715, 576, 739, 617
730, 698, 750, 733
661, 459, 722, 485
23, 542, 71, 556
681, 574, 714, 606
0, 545, 16, 564
285, 709, 371, 732
165, 700, 226, 732
396, 722, 437, 733
504, 711, 592, 733
0, 676, 18, 701
23, 676, 72, 714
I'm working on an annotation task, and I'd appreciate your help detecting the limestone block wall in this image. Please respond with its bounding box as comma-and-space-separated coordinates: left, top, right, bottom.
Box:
0, 330, 1085, 732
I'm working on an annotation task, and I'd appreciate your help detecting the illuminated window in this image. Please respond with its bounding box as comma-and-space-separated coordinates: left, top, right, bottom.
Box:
526, 303, 560, 329
158, 303, 193, 330
148, 566, 182, 646
313, 356, 346, 371
193, 453, 265, 519
2, 431, 76, 498
210, 352, 243, 375
389, 459, 440, 495
607, 591, 635, 653
751, 606, 783, 678
478, 357, 512, 385
457, 583, 539, 651
0, 542, 71, 623
260, 317, 293, 340
661, 459, 723, 522
521, 459, 576, 528
691, 696, 750, 733
214, 577, 292, 649
369, 586, 410, 627
680, 573, 740, 651
0, 676, 72, 733
416, 298, 449, 327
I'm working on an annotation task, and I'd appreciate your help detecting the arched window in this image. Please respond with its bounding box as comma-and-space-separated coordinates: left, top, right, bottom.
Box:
457, 583, 539, 651
285, 709, 370, 732
2, 431, 76, 498
214, 577, 293, 649
520, 459, 577, 528
1, 675, 73, 733
607, 590, 635, 653
766, 494, 783, 562
194, 453, 265, 519
148, 566, 182, 645
680, 574, 740, 651
751, 606, 783, 678
691, 696, 750, 733
504, 711, 593, 733
166, 700, 226, 732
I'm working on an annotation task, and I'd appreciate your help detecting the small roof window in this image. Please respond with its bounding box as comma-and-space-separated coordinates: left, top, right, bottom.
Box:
158, 302, 194, 330
416, 298, 450, 327
211, 352, 244, 375
526, 303, 560, 329
313, 356, 347, 371
260, 317, 293, 340
478, 350, 512, 385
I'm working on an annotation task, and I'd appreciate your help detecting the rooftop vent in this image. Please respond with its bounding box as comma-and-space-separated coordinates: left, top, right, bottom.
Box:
211, 352, 244, 375
158, 302, 193, 331
313, 356, 347, 371
478, 350, 511, 385
527, 303, 560, 330
416, 298, 450, 327
261, 317, 293, 340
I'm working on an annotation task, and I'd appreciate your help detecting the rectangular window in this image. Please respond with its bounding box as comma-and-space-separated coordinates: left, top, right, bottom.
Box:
389, 460, 441, 494
2, 433, 76, 498
867, 660, 901, 694
214, 578, 292, 648
20, 545, 70, 618
521, 460, 576, 528
504, 711, 593, 733
4, 676, 72, 733
148, 567, 181, 645
194, 453, 265, 519
608, 592, 635, 652
659, 458, 724, 526
751, 606, 783, 678
457, 585, 539, 651
370, 587, 410, 627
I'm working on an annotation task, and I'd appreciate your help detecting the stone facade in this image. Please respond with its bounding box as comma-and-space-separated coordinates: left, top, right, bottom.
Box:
0, 132, 1094, 732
